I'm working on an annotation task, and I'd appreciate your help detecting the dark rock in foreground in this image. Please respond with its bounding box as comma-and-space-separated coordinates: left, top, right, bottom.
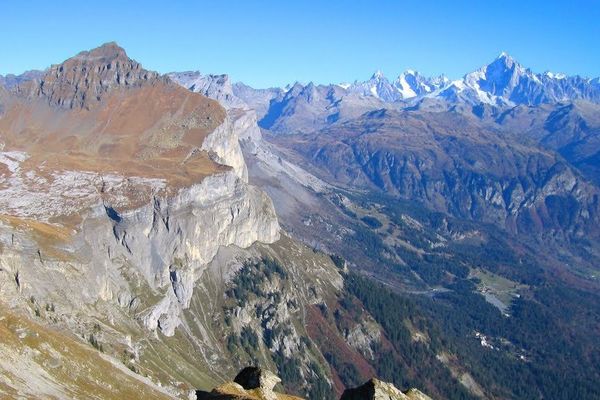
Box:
197, 367, 432, 400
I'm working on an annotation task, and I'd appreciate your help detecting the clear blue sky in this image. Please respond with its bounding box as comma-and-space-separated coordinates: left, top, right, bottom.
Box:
1, 0, 599, 88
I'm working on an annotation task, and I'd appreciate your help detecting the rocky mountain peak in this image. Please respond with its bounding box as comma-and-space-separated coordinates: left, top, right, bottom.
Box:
488, 51, 523, 75
496, 51, 516, 65
168, 71, 248, 109
27, 41, 164, 109
74, 41, 129, 63
287, 81, 305, 96
464, 52, 527, 98
0, 42, 236, 221
395, 69, 448, 98
371, 70, 385, 80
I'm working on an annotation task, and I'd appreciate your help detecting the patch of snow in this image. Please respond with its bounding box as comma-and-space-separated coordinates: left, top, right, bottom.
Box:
396, 74, 417, 99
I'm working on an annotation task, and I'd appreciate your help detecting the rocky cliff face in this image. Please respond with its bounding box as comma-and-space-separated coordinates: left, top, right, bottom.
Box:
0, 44, 280, 336
104, 168, 279, 336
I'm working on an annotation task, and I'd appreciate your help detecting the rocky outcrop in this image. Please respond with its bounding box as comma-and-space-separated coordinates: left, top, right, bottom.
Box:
195, 366, 300, 399
197, 369, 432, 400
340, 379, 432, 400
202, 113, 250, 180
233, 367, 285, 400
344, 319, 382, 360
21, 42, 165, 109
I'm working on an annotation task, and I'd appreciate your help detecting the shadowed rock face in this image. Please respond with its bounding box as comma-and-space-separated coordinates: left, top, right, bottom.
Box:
234, 367, 282, 393
196, 367, 300, 400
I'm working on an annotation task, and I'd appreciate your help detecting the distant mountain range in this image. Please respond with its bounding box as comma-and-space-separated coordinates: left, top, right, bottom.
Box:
0, 69, 44, 89
341, 69, 450, 102
169, 54, 600, 267
315, 52, 600, 106
8, 52, 600, 112
168, 53, 590, 137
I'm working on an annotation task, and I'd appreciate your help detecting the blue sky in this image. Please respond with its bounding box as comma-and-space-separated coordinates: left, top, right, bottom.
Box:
1, 0, 599, 88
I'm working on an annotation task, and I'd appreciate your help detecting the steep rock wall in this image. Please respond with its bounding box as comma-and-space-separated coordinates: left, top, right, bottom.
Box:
0, 110, 280, 337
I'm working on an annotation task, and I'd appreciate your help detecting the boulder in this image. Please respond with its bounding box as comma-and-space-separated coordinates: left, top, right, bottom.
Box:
196, 367, 302, 400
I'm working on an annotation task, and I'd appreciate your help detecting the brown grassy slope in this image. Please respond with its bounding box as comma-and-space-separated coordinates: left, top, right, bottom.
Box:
0, 303, 173, 399
0, 81, 227, 190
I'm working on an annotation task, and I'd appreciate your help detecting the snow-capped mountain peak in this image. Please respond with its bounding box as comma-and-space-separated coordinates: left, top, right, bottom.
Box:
277, 54, 600, 108
346, 70, 400, 101
371, 70, 385, 80
544, 71, 567, 80
343, 69, 451, 101
427, 53, 600, 107
464, 53, 528, 97
496, 51, 515, 62
394, 69, 448, 99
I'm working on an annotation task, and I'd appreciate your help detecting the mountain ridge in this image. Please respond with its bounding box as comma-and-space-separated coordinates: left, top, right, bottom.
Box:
5, 51, 599, 107
231, 53, 600, 116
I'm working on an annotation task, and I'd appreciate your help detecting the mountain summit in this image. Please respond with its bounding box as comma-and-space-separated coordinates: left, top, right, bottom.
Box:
468, 52, 528, 96
75, 41, 129, 61
434, 53, 600, 106
22, 41, 165, 109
